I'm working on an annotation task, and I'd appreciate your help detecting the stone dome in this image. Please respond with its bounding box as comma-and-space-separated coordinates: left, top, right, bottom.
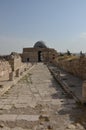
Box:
34, 41, 47, 48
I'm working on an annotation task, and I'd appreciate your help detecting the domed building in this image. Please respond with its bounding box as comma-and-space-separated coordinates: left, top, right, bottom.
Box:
34, 41, 47, 48
22, 41, 57, 62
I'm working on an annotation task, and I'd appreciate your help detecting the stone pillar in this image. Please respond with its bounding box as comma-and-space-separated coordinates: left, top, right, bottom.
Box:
16, 69, 20, 77
9, 72, 14, 81
82, 80, 86, 103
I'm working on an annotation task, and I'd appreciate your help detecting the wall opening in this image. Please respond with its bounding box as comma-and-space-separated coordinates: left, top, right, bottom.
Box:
38, 51, 42, 62
27, 58, 29, 62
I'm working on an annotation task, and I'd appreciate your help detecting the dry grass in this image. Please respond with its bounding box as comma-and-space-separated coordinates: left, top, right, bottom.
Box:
57, 55, 79, 61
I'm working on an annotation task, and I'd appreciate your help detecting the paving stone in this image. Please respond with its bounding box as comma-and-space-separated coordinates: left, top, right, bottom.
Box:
0, 114, 17, 121
0, 63, 84, 130
17, 115, 39, 121
3, 105, 12, 110
0, 114, 39, 122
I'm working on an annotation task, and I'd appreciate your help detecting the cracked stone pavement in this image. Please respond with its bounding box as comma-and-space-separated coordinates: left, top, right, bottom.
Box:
0, 63, 85, 130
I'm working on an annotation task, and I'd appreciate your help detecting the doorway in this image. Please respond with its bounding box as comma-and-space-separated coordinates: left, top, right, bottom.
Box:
38, 51, 42, 62
27, 58, 29, 62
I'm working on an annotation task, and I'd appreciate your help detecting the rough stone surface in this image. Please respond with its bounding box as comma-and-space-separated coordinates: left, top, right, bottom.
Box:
0, 63, 85, 130
54, 56, 86, 80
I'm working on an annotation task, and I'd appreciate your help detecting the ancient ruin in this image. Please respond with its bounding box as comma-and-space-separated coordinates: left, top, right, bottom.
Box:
0, 41, 57, 82
0, 41, 86, 130
0, 41, 86, 103
22, 41, 57, 62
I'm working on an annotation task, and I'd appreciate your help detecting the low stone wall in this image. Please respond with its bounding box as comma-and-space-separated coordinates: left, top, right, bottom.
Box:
53, 56, 86, 80
0, 55, 33, 82
9, 62, 33, 81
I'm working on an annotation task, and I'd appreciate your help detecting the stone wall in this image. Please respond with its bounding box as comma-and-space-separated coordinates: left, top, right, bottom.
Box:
22, 47, 58, 63
22, 48, 50, 62
48, 49, 58, 63
0, 52, 32, 82
23, 51, 38, 62
0, 59, 12, 81
9, 55, 22, 71
53, 55, 86, 80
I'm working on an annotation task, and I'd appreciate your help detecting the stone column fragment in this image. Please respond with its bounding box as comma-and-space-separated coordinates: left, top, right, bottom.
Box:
16, 69, 20, 77
9, 72, 14, 81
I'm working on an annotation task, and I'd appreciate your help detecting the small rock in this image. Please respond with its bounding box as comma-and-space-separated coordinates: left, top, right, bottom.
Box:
39, 115, 50, 122
55, 111, 58, 115
67, 124, 76, 129
47, 125, 53, 129
0, 124, 4, 128
40, 122, 44, 125
76, 123, 84, 129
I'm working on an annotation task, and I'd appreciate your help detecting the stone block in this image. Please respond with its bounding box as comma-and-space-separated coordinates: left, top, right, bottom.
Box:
16, 69, 20, 77
17, 115, 39, 121
9, 72, 14, 81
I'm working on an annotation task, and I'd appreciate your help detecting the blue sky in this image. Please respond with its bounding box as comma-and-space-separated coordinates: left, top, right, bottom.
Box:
0, 0, 86, 54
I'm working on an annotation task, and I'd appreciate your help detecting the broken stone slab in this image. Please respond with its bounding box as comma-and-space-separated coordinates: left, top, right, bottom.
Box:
17, 115, 39, 121
0, 114, 39, 122
0, 114, 17, 122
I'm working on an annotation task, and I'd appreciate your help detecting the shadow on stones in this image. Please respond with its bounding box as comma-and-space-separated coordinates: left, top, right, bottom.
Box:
48, 64, 86, 129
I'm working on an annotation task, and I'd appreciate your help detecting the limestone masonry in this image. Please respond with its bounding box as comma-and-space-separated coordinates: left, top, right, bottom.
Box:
0, 41, 57, 82
0, 41, 86, 103
0, 41, 86, 81
22, 41, 57, 62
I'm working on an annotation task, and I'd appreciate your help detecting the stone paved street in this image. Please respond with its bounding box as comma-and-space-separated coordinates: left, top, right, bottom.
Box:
0, 63, 86, 130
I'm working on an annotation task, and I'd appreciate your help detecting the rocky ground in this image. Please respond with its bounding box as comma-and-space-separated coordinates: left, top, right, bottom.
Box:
0, 63, 86, 130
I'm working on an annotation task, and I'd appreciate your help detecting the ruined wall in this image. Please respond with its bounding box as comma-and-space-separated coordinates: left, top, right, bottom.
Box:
53, 55, 86, 80
0, 59, 12, 81
9, 56, 22, 71
23, 51, 38, 62
8, 53, 29, 77
48, 49, 58, 63
0, 53, 31, 81
22, 47, 58, 63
